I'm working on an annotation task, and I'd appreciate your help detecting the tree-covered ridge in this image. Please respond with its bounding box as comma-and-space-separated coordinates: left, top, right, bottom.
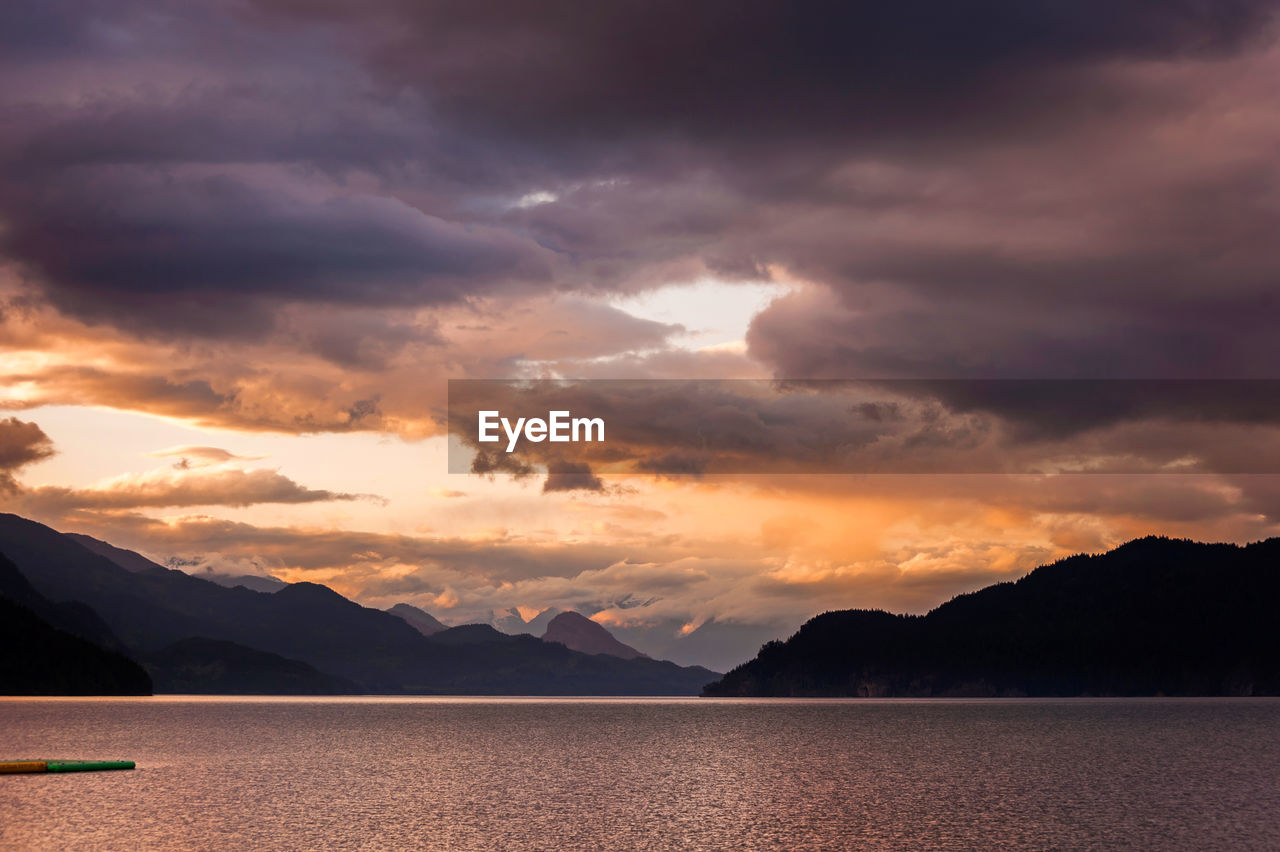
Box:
0, 552, 151, 696
704, 537, 1280, 697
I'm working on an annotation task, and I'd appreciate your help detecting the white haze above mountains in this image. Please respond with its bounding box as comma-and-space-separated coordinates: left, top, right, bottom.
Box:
485, 606, 788, 672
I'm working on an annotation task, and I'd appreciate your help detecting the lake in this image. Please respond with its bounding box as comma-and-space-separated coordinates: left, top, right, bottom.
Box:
2, 697, 1278, 849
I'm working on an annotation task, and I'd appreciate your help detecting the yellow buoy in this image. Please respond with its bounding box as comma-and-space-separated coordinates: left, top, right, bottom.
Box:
0, 761, 48, 774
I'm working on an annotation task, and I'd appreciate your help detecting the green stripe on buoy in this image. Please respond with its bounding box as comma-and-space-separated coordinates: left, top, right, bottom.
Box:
46, 760, 135, 772
1, 760, 134, 774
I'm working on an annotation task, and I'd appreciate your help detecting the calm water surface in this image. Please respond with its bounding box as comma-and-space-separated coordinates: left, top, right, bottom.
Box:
2, 697, 1277, 850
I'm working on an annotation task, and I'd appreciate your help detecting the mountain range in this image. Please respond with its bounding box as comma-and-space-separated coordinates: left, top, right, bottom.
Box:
0, 513, 718, 695
704, 536, 1280, 697
10, 512, 1279, 699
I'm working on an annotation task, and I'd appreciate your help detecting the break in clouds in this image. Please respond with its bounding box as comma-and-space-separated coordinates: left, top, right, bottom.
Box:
3, 1, 1280, 652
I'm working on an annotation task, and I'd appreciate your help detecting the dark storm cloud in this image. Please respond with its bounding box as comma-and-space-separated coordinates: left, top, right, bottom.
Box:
250, 0, 1277, 384
0, 417, 55, 492
4, 89, 428, 174
0, 169, 555, 335
890, 380, 1280, 440
1, 0, 1278, 390
0, 0, 555, 337
742, 166, 1280, 380
256, 0, 1273, 154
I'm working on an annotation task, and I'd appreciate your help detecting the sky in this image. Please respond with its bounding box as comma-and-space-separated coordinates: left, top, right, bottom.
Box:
2, 1, 1280, 668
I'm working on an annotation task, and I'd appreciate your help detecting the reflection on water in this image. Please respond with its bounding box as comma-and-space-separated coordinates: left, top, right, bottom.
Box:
2, 697, 1278, 850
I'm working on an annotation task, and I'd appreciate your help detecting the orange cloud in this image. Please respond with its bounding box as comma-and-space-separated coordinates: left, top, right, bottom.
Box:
19, 467, 377, 512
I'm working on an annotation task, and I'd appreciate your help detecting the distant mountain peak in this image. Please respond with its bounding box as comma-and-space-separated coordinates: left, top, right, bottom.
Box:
387, 602, 448, 636
542, 611, 648, 660
428, 623, 515, 645
274, 581, 349, 604
199, 572, 288, 593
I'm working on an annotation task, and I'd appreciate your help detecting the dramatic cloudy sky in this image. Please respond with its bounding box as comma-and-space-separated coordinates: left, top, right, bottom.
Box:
3, 1, 1280, 668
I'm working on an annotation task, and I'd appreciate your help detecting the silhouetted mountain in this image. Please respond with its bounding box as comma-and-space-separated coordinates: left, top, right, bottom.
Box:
429, 624, 515, 645
0, 552, 151, 695
704, 537, 1280, 697
543, 611, 648, 660
0, 513, 718, 695
65, 532, 162, 573
67, 533, 290, 593
0, 551, 131, 654
146, 638, 359, 694
387, 602, 448, 636
0, 514, 427, 689
199, 573, 289, 593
